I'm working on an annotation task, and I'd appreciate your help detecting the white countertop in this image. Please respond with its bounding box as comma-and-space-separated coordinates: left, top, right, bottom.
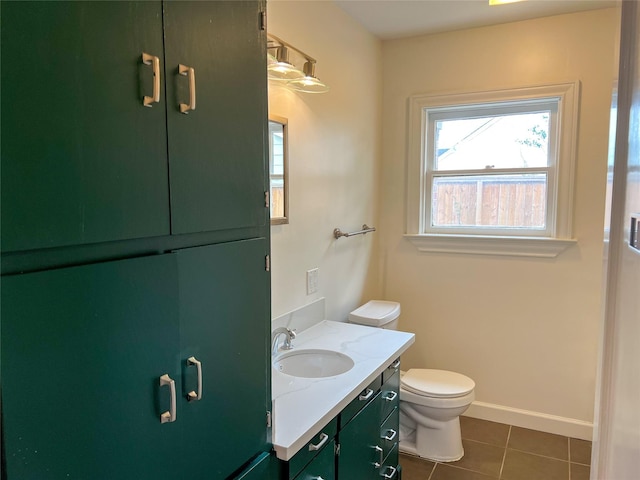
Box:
271, 320, 415, 461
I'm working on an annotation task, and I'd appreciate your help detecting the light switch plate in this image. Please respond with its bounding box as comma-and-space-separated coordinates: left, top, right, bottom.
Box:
306, 268, 319, 295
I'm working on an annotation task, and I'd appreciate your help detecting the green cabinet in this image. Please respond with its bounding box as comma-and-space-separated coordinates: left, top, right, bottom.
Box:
277, 361, 402, 480
1, 254, 182, 479
1, 239, 270, 479
1, 0, 267, 253
294, 439, 336, 480
1, 1, 270, 478
0, 1, 170, 252
281, 419, 338, 480
164, 1, 268, 235
337, 361, 401, 480
176, 239, 271, 478
233, 452, 278, 479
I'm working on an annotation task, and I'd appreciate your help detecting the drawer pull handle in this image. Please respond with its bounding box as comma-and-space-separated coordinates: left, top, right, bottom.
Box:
313, 477, 325, 480
380, 466, 398, 479
359, 388, 374, 401
383, 391, 398, 402
309, 433, 329, 451
179, 64, 196, 113
383, 429, 397, 441
390, 359, 400, 369
142, 52, 161, 106
159, 374, 176, 423
186, 356, 202, 401
373, 445, 384, 468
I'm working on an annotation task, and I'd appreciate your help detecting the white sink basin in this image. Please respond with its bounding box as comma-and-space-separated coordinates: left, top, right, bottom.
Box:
273, 349, 355, 378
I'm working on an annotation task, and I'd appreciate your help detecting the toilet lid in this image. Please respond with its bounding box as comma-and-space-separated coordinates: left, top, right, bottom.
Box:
401, 369, 475, 398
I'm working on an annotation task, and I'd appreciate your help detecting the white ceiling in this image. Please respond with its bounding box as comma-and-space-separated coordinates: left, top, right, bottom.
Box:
333, 0, 617, 40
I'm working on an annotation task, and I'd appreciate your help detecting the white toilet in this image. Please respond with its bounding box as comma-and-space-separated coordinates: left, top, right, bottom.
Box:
349, 300, 476, 462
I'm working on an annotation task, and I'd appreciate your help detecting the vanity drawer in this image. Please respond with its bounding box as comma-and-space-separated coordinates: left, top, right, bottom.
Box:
379, 444, 400, 480
339, 375, 382, 429
380, 406, 399, 461
292, 438, 336, 480
383, 358, 400, 384
287, 418, 337, 479
380, 370, 400, 422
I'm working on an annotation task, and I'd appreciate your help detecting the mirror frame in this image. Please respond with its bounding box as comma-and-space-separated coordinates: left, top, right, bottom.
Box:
269, 115, 289, 225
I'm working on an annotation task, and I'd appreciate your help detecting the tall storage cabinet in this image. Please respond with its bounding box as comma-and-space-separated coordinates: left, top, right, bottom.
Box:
1, 1, 271, 479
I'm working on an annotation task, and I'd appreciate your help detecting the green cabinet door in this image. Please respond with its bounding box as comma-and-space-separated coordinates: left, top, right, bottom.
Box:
1, 1, 170, 253
338, 393, 384, 480
176, 238, 270, 477
164, 1, 268, 235
1, 254, 182, 479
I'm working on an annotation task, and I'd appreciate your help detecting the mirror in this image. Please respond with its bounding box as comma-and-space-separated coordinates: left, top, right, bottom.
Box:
269, 116, 289, 224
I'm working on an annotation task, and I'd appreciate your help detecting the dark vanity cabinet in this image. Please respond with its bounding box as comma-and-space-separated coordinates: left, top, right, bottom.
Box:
338, 363, 401, 480
278, 360, 402, 480
1, 1, 271, 479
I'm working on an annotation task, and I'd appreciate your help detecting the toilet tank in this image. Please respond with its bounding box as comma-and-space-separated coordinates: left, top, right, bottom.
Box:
349, 300, 401, 330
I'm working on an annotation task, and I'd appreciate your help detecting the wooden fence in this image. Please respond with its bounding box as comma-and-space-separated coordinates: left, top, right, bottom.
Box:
432, 177, 547, 228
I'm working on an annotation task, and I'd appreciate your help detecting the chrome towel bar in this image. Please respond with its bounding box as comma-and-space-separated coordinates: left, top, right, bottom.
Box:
333, 224, 376, 239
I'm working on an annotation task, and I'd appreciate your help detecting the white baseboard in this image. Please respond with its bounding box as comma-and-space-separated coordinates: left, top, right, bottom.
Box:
465, 401, 593, 441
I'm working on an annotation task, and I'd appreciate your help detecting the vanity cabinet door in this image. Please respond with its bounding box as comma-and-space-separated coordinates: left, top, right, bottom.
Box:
176, 238, 270, 478
1, 254, 182, 479
338, 392, 384, 480
1, 1, 170, 253
164, 1, 268, 235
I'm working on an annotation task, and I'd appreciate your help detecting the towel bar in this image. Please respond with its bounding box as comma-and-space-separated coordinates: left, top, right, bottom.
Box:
333, 224, 376, 239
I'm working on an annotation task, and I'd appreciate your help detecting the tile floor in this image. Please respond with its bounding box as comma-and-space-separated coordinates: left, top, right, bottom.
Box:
400, 416, 592, 480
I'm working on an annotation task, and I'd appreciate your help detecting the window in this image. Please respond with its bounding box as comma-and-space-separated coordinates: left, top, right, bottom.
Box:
406, 83, 579, 257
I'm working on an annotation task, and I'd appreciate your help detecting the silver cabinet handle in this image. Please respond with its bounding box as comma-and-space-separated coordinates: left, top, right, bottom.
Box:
383, 429, 397, 441
383, 391, 398, 402
390, 359, 401, 369
308, 432, 329, 451
359, 388, 374, 401
380, 466, 397, 479
159, 374, 176, 423
142, 52, 160, 107
179, 64, 196, 113
187, 356, 202, 401
373, 445, 384, 468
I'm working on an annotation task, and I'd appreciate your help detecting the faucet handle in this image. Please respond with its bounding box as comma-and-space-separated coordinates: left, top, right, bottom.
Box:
282, 328, 296, 349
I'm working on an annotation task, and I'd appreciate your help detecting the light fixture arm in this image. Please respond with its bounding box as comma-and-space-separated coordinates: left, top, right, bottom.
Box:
267, 33, 317, 66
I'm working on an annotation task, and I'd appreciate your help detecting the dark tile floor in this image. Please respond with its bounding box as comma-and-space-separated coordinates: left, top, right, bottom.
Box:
400, 416, 592, 480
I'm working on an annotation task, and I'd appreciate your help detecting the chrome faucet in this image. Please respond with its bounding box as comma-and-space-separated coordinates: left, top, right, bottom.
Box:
272, 327, 296, 355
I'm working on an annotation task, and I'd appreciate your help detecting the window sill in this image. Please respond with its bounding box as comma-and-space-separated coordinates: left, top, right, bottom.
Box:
404, 234, 577, 258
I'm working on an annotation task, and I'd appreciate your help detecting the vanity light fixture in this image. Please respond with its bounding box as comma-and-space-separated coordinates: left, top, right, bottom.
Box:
288, 60, 330, 94
267, 45, 304, 81
267, 34, 330, 94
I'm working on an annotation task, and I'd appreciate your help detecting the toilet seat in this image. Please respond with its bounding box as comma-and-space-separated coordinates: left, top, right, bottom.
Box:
401, 369, 475, 398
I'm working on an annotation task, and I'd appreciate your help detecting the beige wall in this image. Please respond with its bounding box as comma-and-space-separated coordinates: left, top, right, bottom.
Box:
380, 8, 619, 432
267, 1, 382, 321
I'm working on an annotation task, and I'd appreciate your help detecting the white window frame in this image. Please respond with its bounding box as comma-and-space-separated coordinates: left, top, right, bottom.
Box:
406, 83, 580, 257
